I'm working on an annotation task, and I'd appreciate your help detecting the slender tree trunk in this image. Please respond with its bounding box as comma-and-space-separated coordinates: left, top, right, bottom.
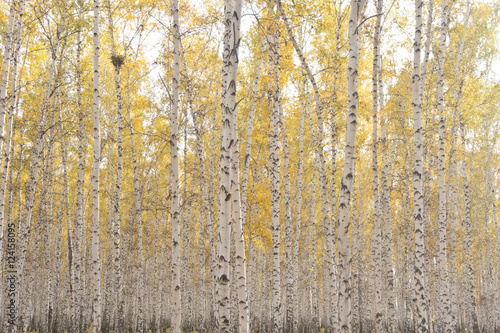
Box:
451, 4, 471, 330
126, 99, 145, 333
170, 1, 181, 332
278, 83, 293, 333
381, 128, 396, 333
421, 0, 434, 328
306, 91, 320, 333
412, 0, 429, 330
74, 4, 86, 330
91, 0, 103, 329
216, 0, 234, 330
240, 46, 263, 331
494, 192, 500, 332
338, 0, 365, 331
436, 0, 452, 330
484, 121, 496, 333
371, 0, 383, 330
448, 138, 460, 331
292, 75, 307, 333
59, 103, 75, 333
351, 174, 360, 333
225, 1, 249, 331
269, 21, 282, 333
329, 11, 342, 332
105, 2, 125, 330
459, 118, 480, 333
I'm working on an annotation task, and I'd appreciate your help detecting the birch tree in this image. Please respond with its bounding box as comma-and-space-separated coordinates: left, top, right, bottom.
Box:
91, 0, 103, 329
227, 1, 249, 331
105, 1, 126, 330
170, 1, 182, 332
436, 0, 452, 330
269, 17, 282, 333
412, 0, 429, 330
371, 0, 384, 330
338, 0, 366, 330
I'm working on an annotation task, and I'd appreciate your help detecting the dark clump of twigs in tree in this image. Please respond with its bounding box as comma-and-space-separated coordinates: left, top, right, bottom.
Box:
111, 54, 125, 68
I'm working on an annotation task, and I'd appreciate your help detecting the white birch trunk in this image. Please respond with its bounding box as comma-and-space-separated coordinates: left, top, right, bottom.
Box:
170, 1, 181, 332
226, 1, 249, 331
371, 0, 383, 330
351, 176, 360, 333
494, 193, 500, 332
436, 0, 452, 330
91, 0, 103, 329
381, 127, 396, 333
278, 87, 293, 333
459, 119, 480, 333
105, 1, 125, 329
216, 0, 234, 330
241, 46, 263, 331
451, 4, 471, 330
128, 107, 145, 333
269, 23, 282, 333
59, 104, 76, 333
338, 0, 365, 331
74, 5, 86, 329
307, 98, 319, 333
412, 0, 429, 330
292, 75, 307, 333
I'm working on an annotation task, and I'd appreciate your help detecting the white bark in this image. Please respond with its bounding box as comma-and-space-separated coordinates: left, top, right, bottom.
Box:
494, 192, 500, 332
216, 0, 234, 330
459, 119, 480, 333
170, 0, 182, 332
351, 175, 360, 333
292, 75, 307, 333
91, 0, 103, 329
307, 96, 319, 333
226, 1, 249, 331
338, 0, 365, 331
128, 102, 145, 333
241, 48, 262, 331
60, 103, 75, 333
381, 128, 396, 333
371, 0, 383, 330
105, 1, 125, 329
74, 4, 86, 329
436, 0, 452, 330
421, 1, 433, 328
278, 86, 293, 333
412, 0, 429, 330
269, 24, 282, 333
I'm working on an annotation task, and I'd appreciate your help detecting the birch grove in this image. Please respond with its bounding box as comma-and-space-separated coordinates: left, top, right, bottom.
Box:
0, 0, 499, 332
